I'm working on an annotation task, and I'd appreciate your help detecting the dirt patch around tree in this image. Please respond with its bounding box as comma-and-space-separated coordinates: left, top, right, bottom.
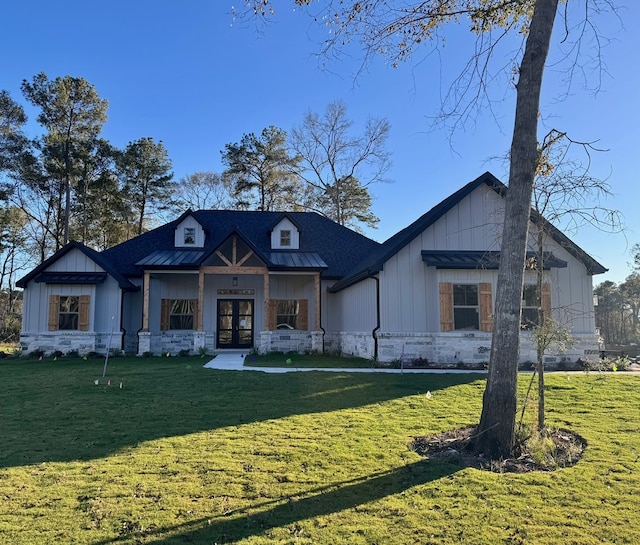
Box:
410, 426, 586, 473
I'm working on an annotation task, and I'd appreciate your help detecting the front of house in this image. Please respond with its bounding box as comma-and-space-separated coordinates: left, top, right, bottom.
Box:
17, 172, 607, 365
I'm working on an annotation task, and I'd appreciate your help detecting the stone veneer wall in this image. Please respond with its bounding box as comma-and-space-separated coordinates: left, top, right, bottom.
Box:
257, 330, 323, 354
138, 331, 198, 355
325, 331, 601, 369
20, 331, 123, 356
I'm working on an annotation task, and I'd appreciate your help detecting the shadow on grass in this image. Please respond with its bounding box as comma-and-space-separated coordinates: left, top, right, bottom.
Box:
91, 459, 454, 545
0, 357, 484, 468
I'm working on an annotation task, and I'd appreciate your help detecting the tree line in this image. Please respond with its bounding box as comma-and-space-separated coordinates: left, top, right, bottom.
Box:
594, 244, 640, 348
0, 73, 390, 342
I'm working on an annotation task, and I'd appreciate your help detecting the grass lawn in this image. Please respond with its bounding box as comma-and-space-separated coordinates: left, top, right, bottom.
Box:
1, 355, 639, 544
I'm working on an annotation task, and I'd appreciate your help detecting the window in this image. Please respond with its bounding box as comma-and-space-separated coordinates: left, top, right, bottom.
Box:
271, 299, 308, 330
48, 294, 90, 331
280, 229, 291, 247
59, 296, 79, 330
521, 285, 539, 329
184, 227, 196, 245
276, 300, 298, 329
453, 284, 479, 330
161, 299, 196, 330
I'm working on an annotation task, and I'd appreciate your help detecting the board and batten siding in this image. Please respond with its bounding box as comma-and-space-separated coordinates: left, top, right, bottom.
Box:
379, 185, 504, 333
325, 278, 377, 332
22, 248, 122, 333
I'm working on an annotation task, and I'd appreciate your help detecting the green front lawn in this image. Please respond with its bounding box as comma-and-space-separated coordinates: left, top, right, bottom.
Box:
1, 356, 639, 544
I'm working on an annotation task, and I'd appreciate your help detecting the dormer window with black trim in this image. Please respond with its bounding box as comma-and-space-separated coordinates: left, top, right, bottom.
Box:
184, 227, 196, 245
280, 229, 292, 247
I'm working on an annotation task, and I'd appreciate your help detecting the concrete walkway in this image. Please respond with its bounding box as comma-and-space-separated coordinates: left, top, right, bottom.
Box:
203, 351, 488, 374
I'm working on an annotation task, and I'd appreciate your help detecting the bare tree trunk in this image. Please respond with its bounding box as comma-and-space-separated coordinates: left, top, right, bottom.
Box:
475, 0, 559, 458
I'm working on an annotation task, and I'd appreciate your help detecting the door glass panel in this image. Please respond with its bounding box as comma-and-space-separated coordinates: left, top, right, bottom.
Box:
219, 315, 233, 330
218, 330, 232, 345
219, 300, 233, 314
239, 316, 252, 330
239, 301, 252, 315
239, 331, 252, 344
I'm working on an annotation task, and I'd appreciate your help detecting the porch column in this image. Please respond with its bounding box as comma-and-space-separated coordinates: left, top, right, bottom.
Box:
314, 273, 321, 330
197, 270, 204, 331
142, 271, 150, 331
263, 272, 271, 330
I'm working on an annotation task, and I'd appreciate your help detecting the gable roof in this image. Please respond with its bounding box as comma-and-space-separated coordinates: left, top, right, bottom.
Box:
16, 241, 138, 290
101, 210, 379, 279
329, 171, 606, 293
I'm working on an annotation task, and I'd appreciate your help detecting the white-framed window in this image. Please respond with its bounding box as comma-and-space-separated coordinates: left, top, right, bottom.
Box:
184, 227, 196, 245
453, 284, 479, 330
521, 285, 539, 329
280, 230, 291, 247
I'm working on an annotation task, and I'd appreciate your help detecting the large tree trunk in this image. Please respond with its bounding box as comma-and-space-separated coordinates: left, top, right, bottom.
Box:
474, 0, 559, 459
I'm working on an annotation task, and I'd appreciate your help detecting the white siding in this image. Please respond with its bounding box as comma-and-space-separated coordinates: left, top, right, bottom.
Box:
379, 186, 504, 333
21, 248, 117, 333
325, 278, 377, 332
174, 216, 205, 247
270, 218, 300, 249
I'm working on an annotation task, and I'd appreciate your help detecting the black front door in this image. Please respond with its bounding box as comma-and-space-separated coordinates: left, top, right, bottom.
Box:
217, 299, 254, 349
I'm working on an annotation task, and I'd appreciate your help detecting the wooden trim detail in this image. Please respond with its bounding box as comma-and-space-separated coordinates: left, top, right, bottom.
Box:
439, 282, 453, 332
142, 272, 150, 331
160, 299, 170, 331
479, 282, 493, 332
48, 294, 60, 331
78, 295, 90, 331
197, 271, 204, 331
298, 299, 309, 330
200, 266, 269, 275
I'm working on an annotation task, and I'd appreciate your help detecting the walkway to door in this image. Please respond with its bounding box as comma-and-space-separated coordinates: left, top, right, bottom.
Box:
203, 352, 487, 374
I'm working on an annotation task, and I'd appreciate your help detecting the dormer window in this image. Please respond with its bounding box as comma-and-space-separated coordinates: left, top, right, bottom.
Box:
280, 230, 292, 247
184, 227, 196, 245
270, 217, 299, 249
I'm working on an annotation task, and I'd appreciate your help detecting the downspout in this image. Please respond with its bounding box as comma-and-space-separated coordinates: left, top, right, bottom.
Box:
371, 273, 380, 362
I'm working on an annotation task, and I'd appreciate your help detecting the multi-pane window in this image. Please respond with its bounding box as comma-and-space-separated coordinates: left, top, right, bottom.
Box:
453, 284, 479, 330
521, 285, 539, 329
58, 296, 79, 330
280, 229, 291, 247
184, 227, 196, 245
163, 299, 196, 330
276, 300, 299, 329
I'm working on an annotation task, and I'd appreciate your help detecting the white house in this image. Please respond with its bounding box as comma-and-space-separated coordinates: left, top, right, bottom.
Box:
17, 172, 606, 366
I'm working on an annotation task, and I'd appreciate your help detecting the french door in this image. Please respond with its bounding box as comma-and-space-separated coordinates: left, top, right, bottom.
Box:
217, 299, 254, 349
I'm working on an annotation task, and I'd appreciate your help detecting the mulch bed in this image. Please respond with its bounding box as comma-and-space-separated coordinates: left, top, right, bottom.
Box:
410, 426, 586, 473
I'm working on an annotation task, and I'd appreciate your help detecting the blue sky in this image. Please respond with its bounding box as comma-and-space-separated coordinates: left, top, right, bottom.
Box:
1, 1, 638, 284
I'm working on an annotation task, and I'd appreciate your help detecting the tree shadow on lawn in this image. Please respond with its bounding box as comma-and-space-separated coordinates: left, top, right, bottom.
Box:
91, 458, 455, 545
0, 358, 483, 468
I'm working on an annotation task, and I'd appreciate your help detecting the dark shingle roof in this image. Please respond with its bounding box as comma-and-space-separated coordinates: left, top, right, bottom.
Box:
101, 210, 380, 279
329, 172, 606, 293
